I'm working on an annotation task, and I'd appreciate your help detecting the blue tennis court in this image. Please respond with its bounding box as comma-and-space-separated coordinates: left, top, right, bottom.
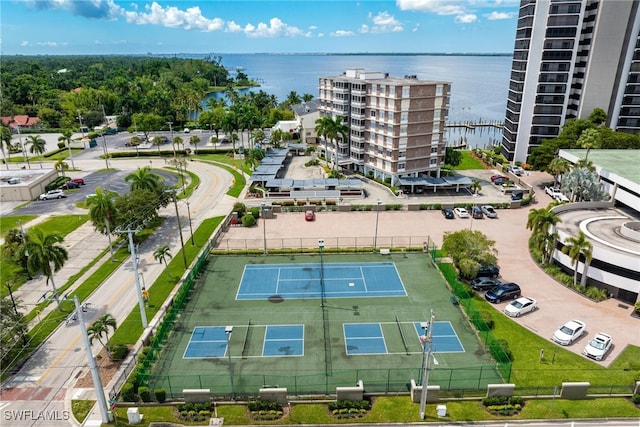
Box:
413, 321, 465, 353
263, 325, 304, 357
237, 262, 407, 300
183, 326, 229, 359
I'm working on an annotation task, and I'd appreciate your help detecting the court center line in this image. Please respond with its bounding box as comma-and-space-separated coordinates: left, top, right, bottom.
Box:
360, 266, 368, 292
276, 267, 281, 295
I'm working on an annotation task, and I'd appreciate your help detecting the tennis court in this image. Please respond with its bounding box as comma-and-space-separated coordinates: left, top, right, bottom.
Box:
146, 253, 504, 396
237, 262, 406, 300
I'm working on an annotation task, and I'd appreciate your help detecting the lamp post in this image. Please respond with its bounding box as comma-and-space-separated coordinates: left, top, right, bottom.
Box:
16, 124, 30, 169
373, 199, 382, 251
225, 326, 235, 400
166, 190, 188, 268
419, 310, 436, 420
166, 121, 175, 156
318, 239, 325, 308
185, 200, 195, 246
77, 111, 86, 148
261, 202, 267, 254
126, 231, 148, 329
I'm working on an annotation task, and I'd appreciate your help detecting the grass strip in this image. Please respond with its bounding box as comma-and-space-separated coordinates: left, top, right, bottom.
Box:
110, 216, 224, 346
196, 158, 246, 198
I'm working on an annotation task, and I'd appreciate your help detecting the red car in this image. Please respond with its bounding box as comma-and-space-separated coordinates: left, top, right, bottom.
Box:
71, 178, 85, 185
305, 210, 315, 221
490, 174, 507, 182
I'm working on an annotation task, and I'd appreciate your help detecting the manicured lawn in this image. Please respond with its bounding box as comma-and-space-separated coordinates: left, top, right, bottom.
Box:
0, 215, 37, 234
452, 150, 486, 170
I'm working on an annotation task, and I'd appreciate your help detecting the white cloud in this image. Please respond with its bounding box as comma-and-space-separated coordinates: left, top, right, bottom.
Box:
124, 2, 224, 32
367, 11, 404, 33
243, 17, 304, 38
396, 0, 465, 15
486, 11, 515, 20
331, 30, 355, 37
360, 25, 369, 34
23, 0, 123, 20
20, 41, 29, 46
226, 21, 243, 33
412, 24, 420, 32
455, 14, 477, 24
19, 40, 67, 47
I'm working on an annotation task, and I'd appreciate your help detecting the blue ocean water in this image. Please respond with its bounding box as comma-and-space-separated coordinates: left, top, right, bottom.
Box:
188, 53, 512, 148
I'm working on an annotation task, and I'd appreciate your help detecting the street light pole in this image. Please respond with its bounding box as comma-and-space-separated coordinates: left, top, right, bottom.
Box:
225, 326, 235, 400
373, 199, 382, 251
318, 239, 325, 308
16, 124, 30, 169
167, 121, 175, 156
126, 231, 148, 329
419, 309, 436, 420
169, 190, 188, 269
261, 202, 267, 255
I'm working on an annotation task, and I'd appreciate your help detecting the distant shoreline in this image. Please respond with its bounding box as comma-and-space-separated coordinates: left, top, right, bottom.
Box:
0, 52, 512, 58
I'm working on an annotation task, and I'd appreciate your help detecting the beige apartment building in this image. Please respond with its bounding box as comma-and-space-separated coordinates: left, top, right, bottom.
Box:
318, 68, 451, 186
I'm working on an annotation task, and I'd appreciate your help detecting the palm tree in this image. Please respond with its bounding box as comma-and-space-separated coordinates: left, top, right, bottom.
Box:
87, 187, 118, 262
314, 115, 334, 165
577, 128, 601, 161
470, 179, 482, 195
87, 313, 117, 357
57, 129, 73, 148
153, 245, 173, 266
173, 136, 183, 154
189, 135, 201, 154
26, 135, 46, 168
547, 157, 570, 187
561, 231, 593, 287
125, 166, 164, 193
526, 207, 562, 263
24, 229, 68, 311
1, 124, 12, 169
315, 115, 349, 169
54, 159, 69, 177
152, 136, 163, 154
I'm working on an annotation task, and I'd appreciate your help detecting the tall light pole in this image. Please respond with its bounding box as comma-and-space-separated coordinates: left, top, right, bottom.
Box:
419, 309, 436, 420
16, 124, 30, 169
77, 111, 86, 148
318, 239, 325, 308
225, 326, 235, 400
168, 190, 188, 269
185, 200, 195, 246
261, 202, 267, 255
166, 121, 175, 156
126, 231, 148, 329
373, 199, 382, 251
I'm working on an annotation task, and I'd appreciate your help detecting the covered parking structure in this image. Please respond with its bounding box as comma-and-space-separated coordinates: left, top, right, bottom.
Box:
263, 178, 363, 199
397, 175, 473, 195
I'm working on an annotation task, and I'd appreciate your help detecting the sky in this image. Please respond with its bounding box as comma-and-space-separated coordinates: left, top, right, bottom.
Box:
0, 0, 520, 55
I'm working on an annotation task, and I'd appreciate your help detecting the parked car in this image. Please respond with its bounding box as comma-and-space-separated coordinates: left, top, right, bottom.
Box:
471, 206, 484, 219
442, 208, 455, 219
490, 174, 507, 182
509, 165, 525, 176
71, 178, 85, 185
511, 190, 524, 201
470, 277, 502, 291
552, 320, 586, 346
544, 186, 569, 202
453, 207, 469, 218
481, 205, 498, 218
485, 283, 521, 303
504, 296, 537, 317
305, 210, 315, 221
476, 265, 500, 278
493, 177, 512, 186
39, 189, 67, 200
59, 181, 80, 190
582, 332, 613, 361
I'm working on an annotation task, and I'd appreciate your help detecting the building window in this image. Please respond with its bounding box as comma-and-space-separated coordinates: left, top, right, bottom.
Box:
434, 110, 441, 120
398, 162, 405, 171
431, 147, 438, 154
370, 110, 376, 117
436, 85, 443, 96
401, 112, 408, 123
400, 125, 407, 136
388, 112, 394, 122
430, 158, 438, 166
389, 86, 395, 97
372, 84, 377, 94
399, 150, 406, 158
402, 86, 410, 98
379, 111, 385, 120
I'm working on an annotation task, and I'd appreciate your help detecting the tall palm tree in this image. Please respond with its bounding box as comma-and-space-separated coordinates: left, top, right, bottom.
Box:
24, 229, 68, 311
315, 115, 349, 169
547, 157, 570, 187
87, 313, 117, 357
0, 124, 12, 169
152, 136, 163, 154
54, 159, 69, 177
526, 207, 562, 263
314, 115, 334, 165
173, 136, 183, 154
87, 187, 118, 262
153, 245, 173, 266
221, 110, 239, 153
125, 166, 164, 193
561, 231, 593, 287
26, 135, 46, 168
470, 179, 482, 195
57, 129, 73, 148
577, 128, 601, 161
189, 135, 201, 154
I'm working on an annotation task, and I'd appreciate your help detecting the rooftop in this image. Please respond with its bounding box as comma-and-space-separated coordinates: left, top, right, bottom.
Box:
560, 149, 640, 186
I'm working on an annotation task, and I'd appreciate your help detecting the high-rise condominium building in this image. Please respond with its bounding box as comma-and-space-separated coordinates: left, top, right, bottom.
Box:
318, 68, 450, 185
501, 0, 640, 163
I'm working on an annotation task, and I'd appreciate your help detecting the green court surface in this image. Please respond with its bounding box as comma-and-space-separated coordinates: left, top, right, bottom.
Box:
147, 253, 503, 397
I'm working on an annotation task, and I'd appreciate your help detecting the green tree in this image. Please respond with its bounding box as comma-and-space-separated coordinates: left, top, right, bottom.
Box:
526, 207, 561, 264
151, 136, 163, 154
561, 167, 610, 202
87, 187, 118, 262
1, 292, 28, 366
125, 166, 164, 193
54, 159, 69, 177
561, 231, 593, 287
87, 313, 117, 358
189, 135, 201, 154
546, 157, 570, 187
24, 229, 68, 310
441, 229, 498, 279
470, 179, 482, 195
315, 115, 349, 168
577, 128, 601, 160
26, 135, 46, 168
153, 245, 173, 266
0, 124, 12, 169
444, 147, 463, 167
129, 113, 164, 142
173, 136, 183, 154
114, 189, 165, 229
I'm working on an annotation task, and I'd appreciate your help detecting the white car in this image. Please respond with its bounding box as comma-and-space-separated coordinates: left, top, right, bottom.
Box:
544, 186, 570, 202
39, 189, 66, 200
509, 166, 525, 176
552, 320, 586, 346
481, 205, 498, 218
583, 332, 613, 361
504, 297, 537, 317
453, 207, 469, 218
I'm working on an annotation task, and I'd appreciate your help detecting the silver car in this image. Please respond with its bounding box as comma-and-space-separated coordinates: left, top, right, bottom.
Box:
39, 189, 66, 200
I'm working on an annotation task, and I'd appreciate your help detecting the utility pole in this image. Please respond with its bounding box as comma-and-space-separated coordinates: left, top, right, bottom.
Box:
419, 309, 436, 420
168, 190, 188, 269
120, 229, 148, 328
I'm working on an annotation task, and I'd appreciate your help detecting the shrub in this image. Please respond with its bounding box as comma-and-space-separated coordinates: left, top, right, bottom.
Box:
138, 386, 151, 402
120, 382, 136, 402
635, 301, 640, 316
249, 206, 260, 219
241, 214, 256, 227
489, 338, 513, 363
632, 394, 640, 404
57, 141, 66, 149
110, 344, 129, 360
154, 388, 166, 403
233, 202, 247, 216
